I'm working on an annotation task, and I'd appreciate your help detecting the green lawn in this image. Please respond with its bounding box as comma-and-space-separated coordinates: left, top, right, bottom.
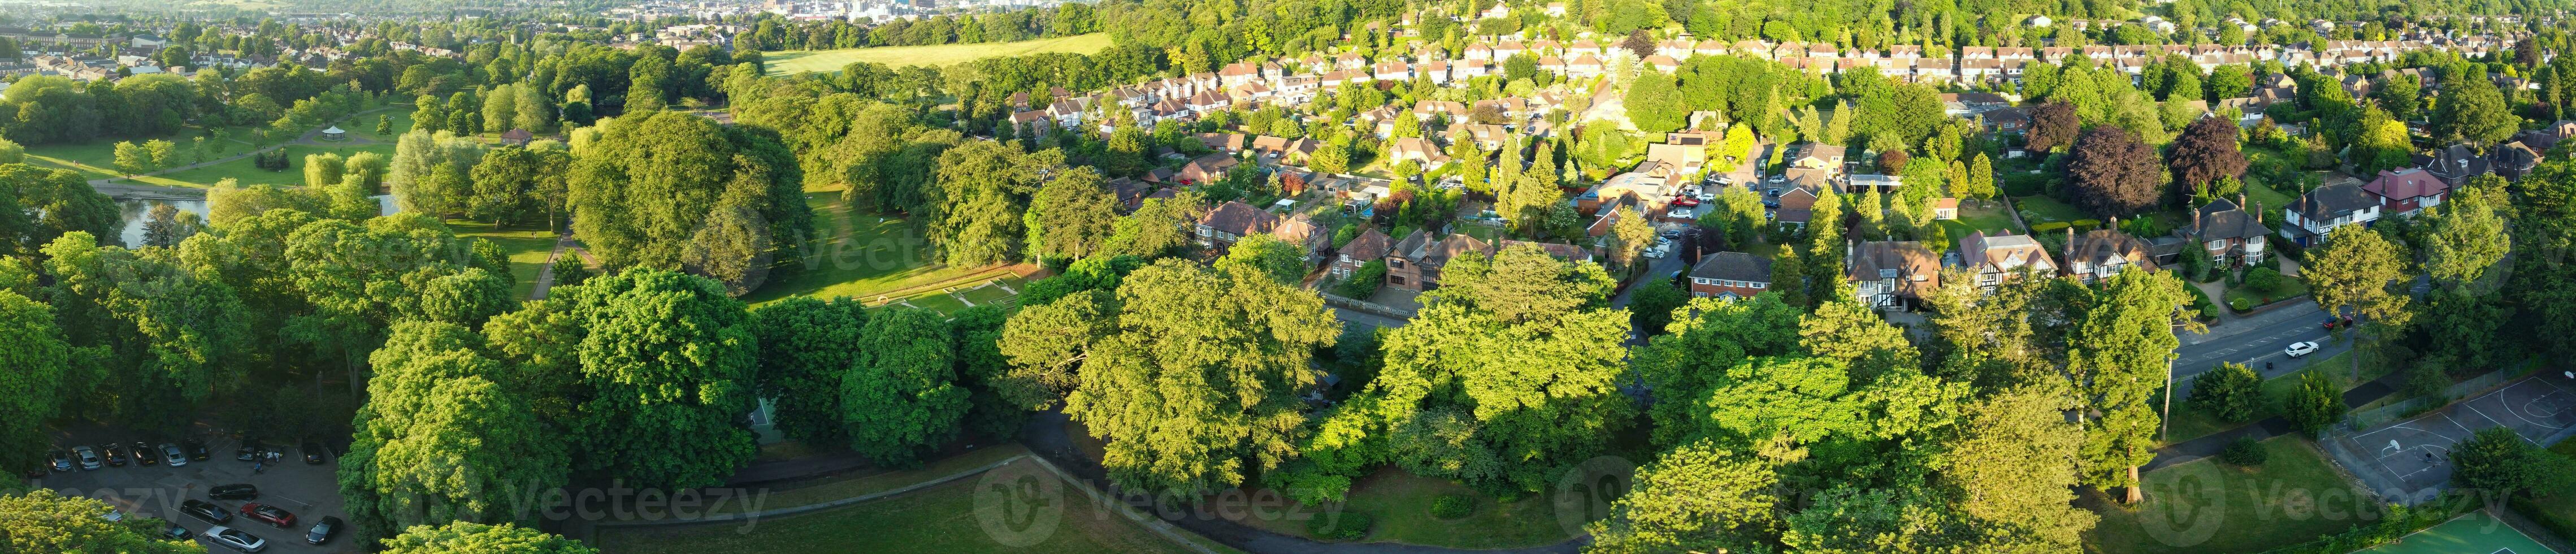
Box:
1935, 200, 2020, 240
2013, 196, 2091, 227
446, 220, 558, 299
2084, 436, 2377, 554
2163, 352, 2369, 445
589, 457, 1198, 554
2222, 278, 2310, 311
955, 276, 1025, 308
2244, 180, 2296, 214
1229, 467, 1577, 549
23, 125, 252, 181
765, 34, 1114, 75
746, 192, 1013, 308
131, 143, 401, 189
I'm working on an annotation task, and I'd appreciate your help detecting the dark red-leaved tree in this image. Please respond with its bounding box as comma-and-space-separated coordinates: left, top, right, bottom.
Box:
2066, 125, 2163, 217
2167, 116, 2249, 196
2024, 101, 2080, 154
1876, 149, 1910, 174
1624, 30, 1655, 59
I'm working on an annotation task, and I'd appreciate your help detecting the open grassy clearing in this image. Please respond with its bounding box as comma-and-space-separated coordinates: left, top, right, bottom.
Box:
747, 192, 1016, 309
588, 457, 1197, 554
446, 220, 557, 299
1935, 200, 2022, 239
136, 142, 400, 189
2084, 436, 2378, 554
764, 34, 1114, 75
2013, 195, 2092, 227
2161, 352, 2370, 445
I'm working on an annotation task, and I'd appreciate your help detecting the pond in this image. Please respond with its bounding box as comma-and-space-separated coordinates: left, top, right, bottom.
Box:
114, 198, 209, 249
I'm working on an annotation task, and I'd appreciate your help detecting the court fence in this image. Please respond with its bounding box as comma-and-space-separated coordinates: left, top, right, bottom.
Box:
2349, 361, 2540, 432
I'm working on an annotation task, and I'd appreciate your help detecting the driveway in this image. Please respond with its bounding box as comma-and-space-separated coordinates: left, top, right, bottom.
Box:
31, 434, 352, 552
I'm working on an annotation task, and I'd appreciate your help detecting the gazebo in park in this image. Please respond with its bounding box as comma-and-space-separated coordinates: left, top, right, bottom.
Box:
319, 125, 346, 141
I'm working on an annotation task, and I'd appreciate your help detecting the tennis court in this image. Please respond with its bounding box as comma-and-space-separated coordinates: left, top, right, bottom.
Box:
2351, 510, 2559, 553
2327, 375, 2576, 501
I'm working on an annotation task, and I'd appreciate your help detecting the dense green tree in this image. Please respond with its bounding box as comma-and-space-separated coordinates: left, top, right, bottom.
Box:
556, 269, 760, 489
43, 233, 251, 430
1625, 69, 1688, 134
846, 308, 971, 466
922, 140, 1059, 266
2190, 362, 2263, 422
567, 111, 807, 279
2070, 270, 2194, 503
1581, 439, 1780, 553
1029, 167, 1117, 261
1373, 245, 1632, 491
0, 490, 200, 553
750, 296, 869, 448
378, 522, 596, 554
340, 321, 568, 544
2451, 426, 2576, 499
2283, 369, 2347, 436
2431, 73, 2518, 147
0, 291, 71, 473
1059, 258, 1337, 496
2304, 224, 2413, 380
1938, 383, 2097, 550
1634, 293, 1805, 448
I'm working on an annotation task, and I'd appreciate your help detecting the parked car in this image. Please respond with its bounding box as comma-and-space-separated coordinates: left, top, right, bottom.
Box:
202, 526, 266, 553
1672, 197, 1701, 207
235, 438, 262, 462
306, 516, 342, 545
161, 443, 188, 467
2323, 317, 2354, 330
240, 503, 295, 527
132, 442, 158, 466
162, 522, 193, 541
47, 451, 71, 472
2285, 341, 2321, 358
180, 499, 231, 524
183, 439, 211, 461
71, 446, 100, 470
1643, 245, 1669, 259
207, 483, 259, 500
301, 442, 326, 465
101, 444, 128, 467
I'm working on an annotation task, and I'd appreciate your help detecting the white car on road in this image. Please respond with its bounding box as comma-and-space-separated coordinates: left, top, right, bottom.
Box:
2284, 341, 2320, 358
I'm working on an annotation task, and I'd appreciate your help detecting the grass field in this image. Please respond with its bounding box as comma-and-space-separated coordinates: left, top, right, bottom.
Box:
588, 457, 1198, 554
2223, 278, 2310, 311
1228, 467, 1576, 549
1934, 200, 2022, 240
2014, 195, 2092, 227
765, 34, 1114, 75
29, 108, 412, 189
747, 192, 1017, 309
2084, 436, 2379, 554
139, 143, 401, 189
446, 221, 558, 299
2162, 352, 2369, 445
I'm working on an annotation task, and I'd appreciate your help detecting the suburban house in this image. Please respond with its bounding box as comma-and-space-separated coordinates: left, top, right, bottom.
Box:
1385, 231, 1494, 291
1774, 186, 1819, 227
1195, 201, 1278, 254
2417, 143, 2492, 185
1332, 227, 1394, 279
1687, 251, 1773, 300
1783, 142, 1848, 192
1174, 154, 1241, 185
2184, 197, 2269, 267
2062, 227, 2159, 284
1846, 240, 1939, 311
2361, 167, 2450, 217
2283, 181, 2380, 246
1954, 231, 2057, 291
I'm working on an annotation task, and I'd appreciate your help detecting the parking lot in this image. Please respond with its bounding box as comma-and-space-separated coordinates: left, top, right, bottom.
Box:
28, 434, 354, 553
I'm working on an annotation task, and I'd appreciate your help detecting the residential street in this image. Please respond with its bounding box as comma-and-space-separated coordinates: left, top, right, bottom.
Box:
2171, 299, 2349, 388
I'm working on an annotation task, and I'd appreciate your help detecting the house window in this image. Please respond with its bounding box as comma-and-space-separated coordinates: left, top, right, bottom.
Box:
2205, 239, 2227, 250
1389, 259, 1406, 269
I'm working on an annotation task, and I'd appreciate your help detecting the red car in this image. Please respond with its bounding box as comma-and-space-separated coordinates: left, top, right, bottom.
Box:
2324, 317, 2354, 330
240, 503, 296, 527
1673, 197, 1702, 207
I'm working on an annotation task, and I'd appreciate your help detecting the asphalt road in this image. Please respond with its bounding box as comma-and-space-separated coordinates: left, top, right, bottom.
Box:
2171, 300, 2351, 390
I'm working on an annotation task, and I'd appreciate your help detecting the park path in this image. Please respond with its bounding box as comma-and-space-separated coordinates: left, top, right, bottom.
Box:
526, 231, 599, 300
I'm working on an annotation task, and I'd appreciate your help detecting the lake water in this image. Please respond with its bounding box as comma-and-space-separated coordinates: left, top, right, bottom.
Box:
114, 198, 209, 249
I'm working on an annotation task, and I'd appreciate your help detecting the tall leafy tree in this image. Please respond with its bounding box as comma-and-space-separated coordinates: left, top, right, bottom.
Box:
0, 490, 198, 553
2283, 369, 2347, 435
340, 322, 568, 544
921, 140, 1059, 266
750, 296, 869, 448
2166, 116, 2247, 196
1059, 258, 1338, 496
1372, 245, 1633, 491
845, 307, 970, 466
567, 111, 808, 279
1581, 439, 1780, 553
2022, 101, 2079, 154
378, 522, 597, 554
2431, 73, 2518, 147
0, 290, 71, 473
2304, 224, 2413, 380
2065, 125, 2162, 217
2070, 270, 2195, 503
1029, 166, 1117, 261
1937, 383, 2097, 550
557, 269, 760, 489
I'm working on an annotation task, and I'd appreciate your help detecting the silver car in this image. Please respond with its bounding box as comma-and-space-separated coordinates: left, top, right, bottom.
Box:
160, 443, 188, 467
203, 526, 267, 553
70, 445, 99, 470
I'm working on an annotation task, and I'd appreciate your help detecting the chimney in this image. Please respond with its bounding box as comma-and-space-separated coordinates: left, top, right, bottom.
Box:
2066, 226, 2077, 263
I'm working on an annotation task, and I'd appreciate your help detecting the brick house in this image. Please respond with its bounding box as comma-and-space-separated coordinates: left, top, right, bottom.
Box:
1847, 240, 1939, 311
1332, 227, 1393, 280
1687, 252, 1773, 299
1384, 231, 1493, 291
2283, 181, 2379, 246
2361, 167, 2450, 217
1954, 231, 2056, 291
2184, 197, 2270, 267
2062, 227, 2159, 284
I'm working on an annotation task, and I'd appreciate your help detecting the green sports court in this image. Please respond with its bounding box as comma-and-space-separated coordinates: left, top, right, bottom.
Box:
2353, 511, 2560, 554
